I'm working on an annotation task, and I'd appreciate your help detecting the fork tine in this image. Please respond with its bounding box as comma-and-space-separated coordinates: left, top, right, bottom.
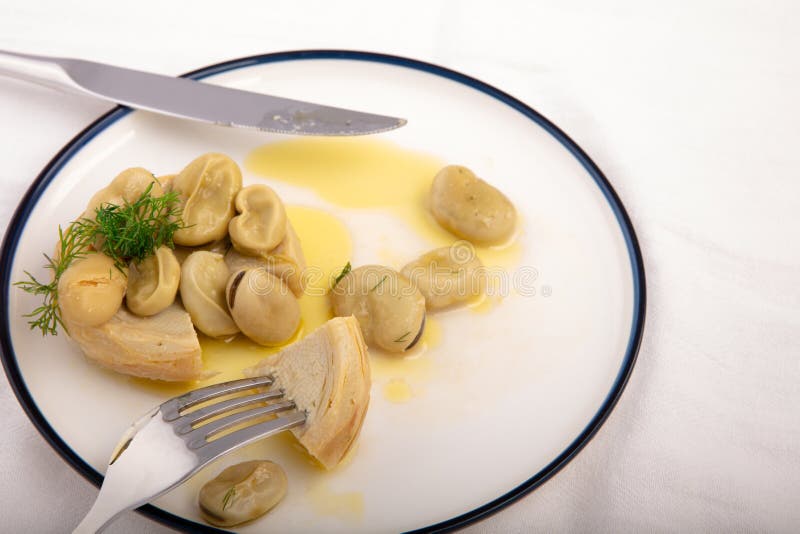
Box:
183, 401, 298, 448
161, 376, 273, 421
194, 411, 307, 464
174, 389, 285, 431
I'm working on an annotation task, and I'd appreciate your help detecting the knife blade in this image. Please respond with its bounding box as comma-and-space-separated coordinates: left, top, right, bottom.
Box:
0, 50, 406, 136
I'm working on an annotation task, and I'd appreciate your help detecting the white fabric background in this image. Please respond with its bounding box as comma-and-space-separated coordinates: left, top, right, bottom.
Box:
1, 1, 798, 532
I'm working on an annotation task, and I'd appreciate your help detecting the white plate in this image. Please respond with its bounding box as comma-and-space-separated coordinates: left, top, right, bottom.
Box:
0, 51, 645, 533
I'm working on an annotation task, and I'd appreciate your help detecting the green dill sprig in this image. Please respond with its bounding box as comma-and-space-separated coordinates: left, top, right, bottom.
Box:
222, 487, 236, 510
14, 224, 95, 336
76, 182, 184, 271
370, 275, 388, 292
331, 261, 351, 289
14, 183, 184, 336
393, 331, 411, 343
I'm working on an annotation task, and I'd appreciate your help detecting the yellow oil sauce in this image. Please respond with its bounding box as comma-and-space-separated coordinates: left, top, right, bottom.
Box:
245, 137, 522, 270
383, 379, 413, 403
306, 481, 365, 522
367, 317, 441, 402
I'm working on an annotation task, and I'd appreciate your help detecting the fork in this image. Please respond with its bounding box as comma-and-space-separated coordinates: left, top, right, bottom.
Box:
72, 375, 305, 534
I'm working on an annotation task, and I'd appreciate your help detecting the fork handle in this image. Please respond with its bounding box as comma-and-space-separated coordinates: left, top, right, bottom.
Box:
72, 497, 120, 534
0, 49, 83, 94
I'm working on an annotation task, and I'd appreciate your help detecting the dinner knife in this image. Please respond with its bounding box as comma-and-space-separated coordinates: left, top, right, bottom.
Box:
0, 50, 406, 136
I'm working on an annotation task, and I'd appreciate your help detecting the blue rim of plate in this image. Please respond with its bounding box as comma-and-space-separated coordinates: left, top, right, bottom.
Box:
0, 50, 646, 533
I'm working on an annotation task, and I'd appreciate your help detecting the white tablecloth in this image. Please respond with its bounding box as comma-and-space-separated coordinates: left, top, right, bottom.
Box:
1, 1, 798, 532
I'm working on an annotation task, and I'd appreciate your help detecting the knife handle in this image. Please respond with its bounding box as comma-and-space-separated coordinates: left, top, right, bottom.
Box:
0, 49, 84, 94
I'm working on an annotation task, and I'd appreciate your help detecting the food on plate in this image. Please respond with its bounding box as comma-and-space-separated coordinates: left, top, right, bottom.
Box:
226, 268, 300, 346
229, 184, 288, 256
126, 246, 181, 316
57, 253, 127, 327
199, 460, 288, 528
16, 152, 317, 381
63, 302, 204, 381
429, 165, 516, 245
180, 251, 239, 338
172, 153, 242, 246
401, 246, 485, 310
330, 265, 425, 353
245, 316, 370, 469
